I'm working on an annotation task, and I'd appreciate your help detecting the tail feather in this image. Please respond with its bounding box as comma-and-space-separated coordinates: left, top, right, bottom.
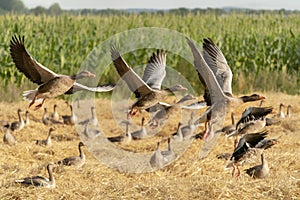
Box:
23, 89, 43, 103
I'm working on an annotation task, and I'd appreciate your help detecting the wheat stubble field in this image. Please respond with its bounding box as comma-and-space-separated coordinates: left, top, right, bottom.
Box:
0, 92, 299, 199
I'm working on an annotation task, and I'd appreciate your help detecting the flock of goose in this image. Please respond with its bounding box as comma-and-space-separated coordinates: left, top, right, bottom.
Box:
1, 35, 294, 188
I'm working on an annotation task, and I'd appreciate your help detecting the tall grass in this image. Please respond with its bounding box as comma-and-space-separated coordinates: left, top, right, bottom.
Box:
0, 13, 299, 101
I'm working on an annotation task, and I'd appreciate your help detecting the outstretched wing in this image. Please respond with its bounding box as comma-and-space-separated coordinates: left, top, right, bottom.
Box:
111, 45, 152, 98
142, 49, 167, 90
10, 35, 58, 85
65, 83, 115, 94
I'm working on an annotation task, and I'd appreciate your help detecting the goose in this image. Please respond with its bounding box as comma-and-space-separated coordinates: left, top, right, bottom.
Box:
107, 120, 132, 144
58, 142, 85, 168
161, 138, 176, 163
10, 109, 25, 132
221, 112, 236, 135
186, 38, 265, 158
15, 163, 58, 188
149, 141, 165, 169
131, 117, 148, 140
83, 122, 101, 139
36, 127, 55, 147
181, 113, 197, 140
245, 153, 269, 179
226, 131, 277, 177
79, 106, 98, 126
62, 105, 77, 125
172, 122, 184, 142
10, 35, 114, 110
286, 105, 292, 118
24, 110, 30, 126
111, 47, 187, 118
42, 107, 62, 125
228, 106, 273, 147
277, 103, 285, 118
147, 94, 197, 128
3, 124, 17, 145
50, 104, 59, 121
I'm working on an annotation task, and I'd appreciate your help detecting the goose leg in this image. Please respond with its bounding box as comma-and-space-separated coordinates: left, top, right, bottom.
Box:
34, 99, 46, 110
202, 121, 209, 140
236, 166, 241, 177
28, 94, 37, 108
231, 165, 235, 177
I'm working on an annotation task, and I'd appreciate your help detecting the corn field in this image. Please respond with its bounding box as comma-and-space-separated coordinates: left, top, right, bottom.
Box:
0, 13, 299, 99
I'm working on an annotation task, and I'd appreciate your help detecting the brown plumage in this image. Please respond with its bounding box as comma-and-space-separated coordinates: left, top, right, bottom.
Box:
15, 163, 58, 188
10, 108, 24, 132
36, 127, 55, 147
58, 142, 85, 168
245, 153, 270, 179
10, 35, 114, 110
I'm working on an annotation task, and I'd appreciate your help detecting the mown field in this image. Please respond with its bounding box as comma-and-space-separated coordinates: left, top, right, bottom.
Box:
0, 92, 299, 199
0, 12, 299, 199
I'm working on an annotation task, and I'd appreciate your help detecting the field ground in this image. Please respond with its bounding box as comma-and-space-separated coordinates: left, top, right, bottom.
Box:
0, 92, 299, 199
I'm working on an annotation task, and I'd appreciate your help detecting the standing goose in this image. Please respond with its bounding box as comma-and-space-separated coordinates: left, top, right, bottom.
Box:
3, 124, 17, 146
36, 127, 55, 147
161, 138, 176, 163
62, 105, 77, 125
58, 142, 86, 168
172, 122, 184, 142
186, 38, 265, 159
221, 112, 236, 135
10, 35, 114, 110
111, 47, 187, 118
131, 117, 148, 140
83, 122, 101, 139
42, 107, 62, 126
227, 131, 277, 177
50, 104, 60, 121
79, 106, 98, 126
15, 163, 58, 188
24, 110, 30, 126
10, 109, 25, 132
286, 105, 292, 118
149, 141, 165, 169
245, 153, 270, 179
277, 103, 285, 118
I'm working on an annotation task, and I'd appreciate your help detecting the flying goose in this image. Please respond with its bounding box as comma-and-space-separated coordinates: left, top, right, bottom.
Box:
10, 35, 114, 110
15, 163, 58, 188
62, 105, 77, 125
245, 153, 270, 179
50, 104, 60, 121
3, 124, 17, 146
107, 120, 132, 144
147, 94, 197, 128
36, 127, 55, 147
227, 131, 277, 177
111, 47, 187, 118
10, 109, 25, 132
186, 38, 265, 159
58, 142, 85, 168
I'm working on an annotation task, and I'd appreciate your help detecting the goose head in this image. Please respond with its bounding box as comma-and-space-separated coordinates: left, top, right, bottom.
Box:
72, 70, 96, 80
240, 94, 265, 103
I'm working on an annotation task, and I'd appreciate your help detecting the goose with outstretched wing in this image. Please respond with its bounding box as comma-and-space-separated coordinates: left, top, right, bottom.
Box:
111, 47, 187, 117
186, 38, 265, 159
10, 35, 114, 110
